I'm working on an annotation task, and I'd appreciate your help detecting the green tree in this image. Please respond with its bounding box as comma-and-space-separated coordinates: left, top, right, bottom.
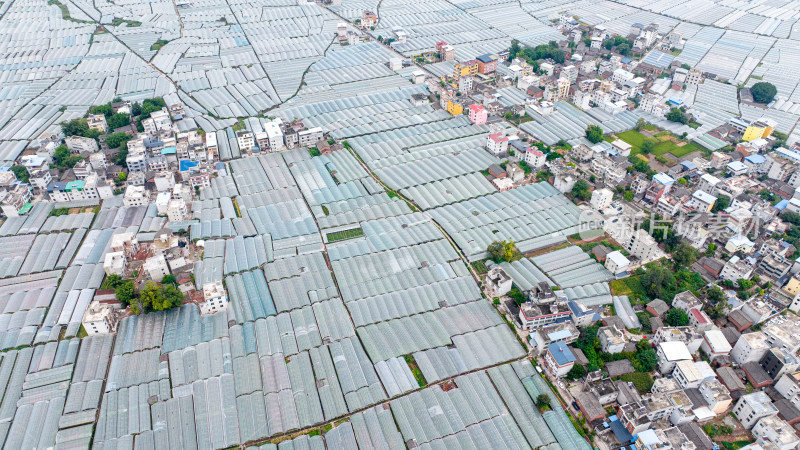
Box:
116, 172, 127, 183
53, 145, 83, 170
571, 179, 592, 202
10, 166, 29, 183
672, 243, 698, 270
665, 309, 689, 326
750, 82, 777, 104
106, 113, 130, 131
667, 108, 687, 124
585, 124, 604, 143
634, 118, 646, 131
105, 132, 131, 150
641, 265, 675, 299
711, 195, 730, 213
640, 138, 655, 154
162, 274, 176, 286
634, 348, 658, 372
89, 104, 113, 116
101, 274, 123, 290
737, 278, 755, 290
535, 394, 551, 409
487, 240, 523, 263
623, 190, 634, 202
566, 364, 586, 380
114, 279, 136, 305
60, 119, 101, 140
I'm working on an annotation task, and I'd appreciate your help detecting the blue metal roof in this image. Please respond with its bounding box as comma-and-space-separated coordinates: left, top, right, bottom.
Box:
179, 160, 198, 172
547, 341, 575, 365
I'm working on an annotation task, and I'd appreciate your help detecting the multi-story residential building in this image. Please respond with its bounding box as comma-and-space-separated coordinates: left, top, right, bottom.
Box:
605, 251, 630, 277
452, 60, 478, 78
436, 41, 454, 61
263, 118, 284, 152
760, 347, 799, 381
590, 188, 613, 210
87, 114, 108, 133
542, 341, 575, 377
752, 416, 799, 450
720, 255, 755, 282
687, 308, 713, 332
626, 228, 661, 263
475, 53, 498, 74
298, 127, 323, 147
486, 133, 509, 156
644, 173, 675, 203
123, 185, 150, 207
361, 10, 377, 27
89, 152, 107, 170
731, 332, 770, 365
468, 104, 487, 125
143, 254, 170, 282
167, 199, 188, 222
532, 322, 579, 352
775, 374, 800, 410
236, 130, 255, 152
686, 68, 702, 85
656, 341, 692, 374
205, 132, 218, 161
81, 301, 116, 335
524, 148, 546, 169
598, 325, 626, 354
698, 378, 732, 415
0, 185, 32, 217
618, 402, 652, 435
519, 302, 571, 330
762, 314, 800, 355
29, 169, 52, 191
652, 327, 704, 354
700, 329, 732, 360
65, 135, 99, 153
201, 281, 228, 315
671, 360, 715, 389
733, 392, 778, 429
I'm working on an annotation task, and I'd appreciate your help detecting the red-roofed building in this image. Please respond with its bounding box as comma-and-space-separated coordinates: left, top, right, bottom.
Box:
468, 104, 488, 125
689, 308, 713, 332
487, 133, 508, 156
524, 147, 546, 168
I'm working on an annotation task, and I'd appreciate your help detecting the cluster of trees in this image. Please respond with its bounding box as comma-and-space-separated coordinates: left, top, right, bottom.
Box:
61, 119, 102, 141
573, 326, 658, 374
89, 103, 131, 130
571, 179, 592, 202
750, 82, 777, 104
102, 275, 184, 315
602, 36, 633, 56
639, 264, 704, 301
508, 40, 565, 66
10, 166, 28, 183
585, 125, 604, 143
627, 154, 656, 178
711, 194, 730, 213
665, 309, 689, 326
487, 240, 522, 263
666, 108, 688, 124
135, 97, 167, 120
53, 145, 83, 170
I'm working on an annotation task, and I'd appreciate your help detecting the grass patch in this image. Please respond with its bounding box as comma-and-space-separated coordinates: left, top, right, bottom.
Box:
387, 190, 399, 199
321, 205, 329, 216
150, 39, 170, 51
110, 17, 142, 27
610, 276, 646, 299
720, 441, 754, 450
48, 0, 92, 23
77, 325, 88, 338
617, 129, 700, 158
620, 372, 654, 393
403, 354, 428, 387
232, 118, 245, 131
231, 198, 242, 218
326, 228, 364, 243
471, 259, 489, 275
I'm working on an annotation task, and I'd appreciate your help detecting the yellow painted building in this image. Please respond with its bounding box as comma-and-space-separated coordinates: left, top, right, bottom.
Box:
742, 125, 766, 142
785, 277, 800, 297
452, 60, 478, 78
446, 99, 463, 116
743, 118, 777, 141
